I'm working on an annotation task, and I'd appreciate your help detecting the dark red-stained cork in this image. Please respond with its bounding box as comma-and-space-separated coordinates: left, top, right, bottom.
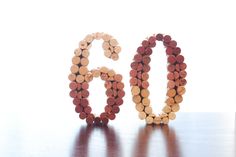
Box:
84, 106, 92, 114
75, 105, 83, 113
176, 55, 184, 63
156, 34, 163, 41
79, 112, 87, 119
112, 106, 120, 113
167, 55, 176, 64
80, 98, 88, 107
101, 117, 109, 125
73, 98, 80, 106
167, 64, 175, 72
86, 116, 94, 125
167, 72, 175, 80
70, 90, 77, 98
179, 71, 187, 78
163, 35, 171, 43
69, 82, 77, 90
94, 117, 101, 124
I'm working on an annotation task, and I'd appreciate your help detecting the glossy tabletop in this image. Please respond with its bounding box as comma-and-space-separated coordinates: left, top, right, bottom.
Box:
0, 112, 235, 157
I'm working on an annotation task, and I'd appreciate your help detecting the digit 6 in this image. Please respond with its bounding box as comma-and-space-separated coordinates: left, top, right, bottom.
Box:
68, 33, 125, 125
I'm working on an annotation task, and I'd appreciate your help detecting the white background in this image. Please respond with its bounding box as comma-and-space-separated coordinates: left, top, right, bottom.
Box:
0, 0, 236, 125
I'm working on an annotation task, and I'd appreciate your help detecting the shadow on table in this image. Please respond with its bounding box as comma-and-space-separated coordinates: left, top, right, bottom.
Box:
133, 125, 181, 157
71, 124, 122, 157
71, 124, 181, 157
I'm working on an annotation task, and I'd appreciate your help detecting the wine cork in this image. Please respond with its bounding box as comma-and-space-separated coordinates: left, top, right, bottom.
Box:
72, 56, 80, 65
69, 82, 77, 90
79, 66, 88, 75
179, 70, 187, 78
168, 112, 176, 120
101, 73, 108, 80
76, 75, 85, 83
104, 50, 112, 58
167, 89, 176, 97
68, 73, 76, 81
84, 73, 93, 82
136, 103, 144, 112
110, 39, 118, 46
160, 113, 168, 118
82, 82, 89, 89
74, 48, 82, 56
167, 80, 176, 89
162, 117, 169, 124
105, 81, 112, 89
91, 69, 101, 77
162, 105, 171, 113
142, 81, 149, 89
149, 113, 156, 117
172, 104, 180, 112
108, 77, 114, 81
117, 82, 124, 90
142, 98, 150, 106
144, 106, 152, 114
79, 40, 88, 49
109, 46, 114, 53
141, 89, 150, 98
102, 34, 112, 41
174, 71, 180, 80
111, 53, 119, 61
154, 116, 162, 124
102, 42, 110, 50
114, 74, 122, 82
80, 58, 89, 66
108, 69, 116, 77
118, 90, 125, 98
71, 65, 79, 73
79, 112, 87, 119
131, 86, 140, 96
100, 66, 109, 73
177, 86, 186, 95
94, 32, 103, 40
114, 46, 121, 53
167, 72, 175, 80
142, 56, 151, 64
84, 34, 94, 43
82, 50, 89, 57
139, 112, 147, 120
180, 79, 187, 86
133, 95, 141, 104
166, 97, 175, 106
174, 95, 183, 103
141, 72, 149, 81
145, 116, 154, 124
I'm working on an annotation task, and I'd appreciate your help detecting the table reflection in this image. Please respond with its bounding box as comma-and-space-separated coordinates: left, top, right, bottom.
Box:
132, 125, 181, 157
71, 124, 181, 157
71, 124, 122, 157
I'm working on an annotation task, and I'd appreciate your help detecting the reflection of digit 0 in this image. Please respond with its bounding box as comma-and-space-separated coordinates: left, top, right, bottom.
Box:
130, 33, 187, 124
69, 33, 125, 125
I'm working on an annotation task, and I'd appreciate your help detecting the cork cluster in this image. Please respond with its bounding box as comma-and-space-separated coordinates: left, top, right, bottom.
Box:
68, 33, 125, 125
130, 33, 187, 125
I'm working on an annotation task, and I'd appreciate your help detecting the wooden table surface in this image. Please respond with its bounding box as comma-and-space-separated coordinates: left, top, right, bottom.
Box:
0, 112, 235, 157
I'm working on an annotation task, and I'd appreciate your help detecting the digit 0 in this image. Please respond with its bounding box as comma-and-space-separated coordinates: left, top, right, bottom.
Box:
130, 33, 187, 124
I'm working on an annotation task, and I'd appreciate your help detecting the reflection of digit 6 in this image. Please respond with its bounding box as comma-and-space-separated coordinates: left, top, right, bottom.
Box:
68, 33, 125, 125
130, 33, 187, 124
